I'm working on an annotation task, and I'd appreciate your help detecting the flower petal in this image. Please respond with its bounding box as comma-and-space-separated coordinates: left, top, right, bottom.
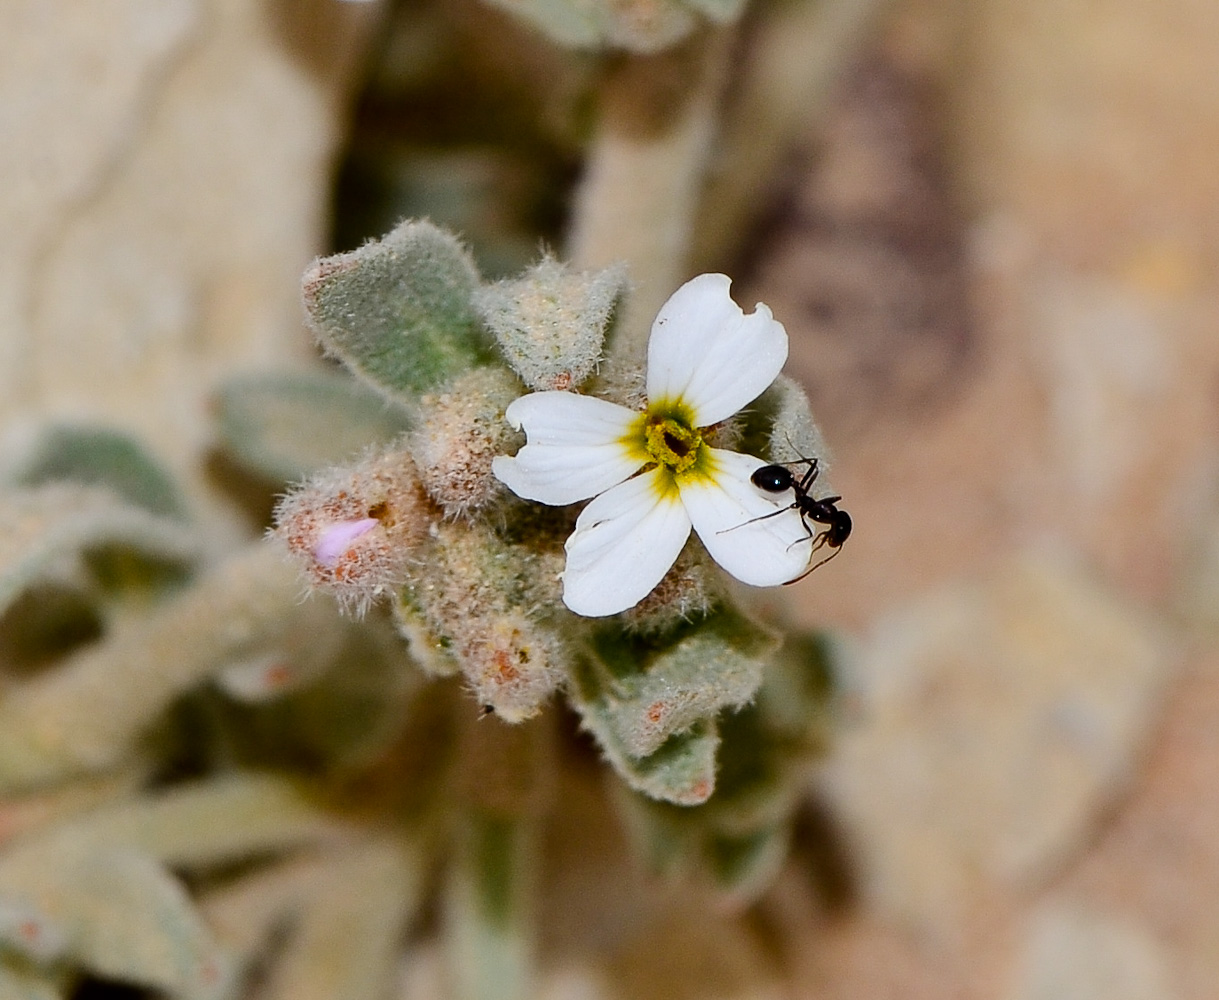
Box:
492, 391, 646, 506
646, 274, 788, 427
563, 468, 692, 617
681, 449, 814, 586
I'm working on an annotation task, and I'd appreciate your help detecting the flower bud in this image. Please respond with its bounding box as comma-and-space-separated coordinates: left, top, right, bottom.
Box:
477, 257, 626, 391
272, 448, 431, 614
411, 368, 522, 518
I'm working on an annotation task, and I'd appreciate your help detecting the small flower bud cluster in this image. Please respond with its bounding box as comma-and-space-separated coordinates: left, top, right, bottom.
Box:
411, 368, 523, 518
477, 257, 626, 391
272, 448, 432, 615
400, 519, 566, 722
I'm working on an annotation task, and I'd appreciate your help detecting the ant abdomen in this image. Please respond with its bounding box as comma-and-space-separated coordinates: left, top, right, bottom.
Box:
751, 465, 795, 494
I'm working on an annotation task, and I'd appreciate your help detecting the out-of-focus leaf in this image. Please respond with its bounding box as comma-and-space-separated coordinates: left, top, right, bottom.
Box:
446, 812, 535, 1000
213, 370, 412, 483
262, 838, 422, 1000
0, 546, 312, 793
0, 848, 234, 1000
0, 486, 197, 619
6, 425, 188, 522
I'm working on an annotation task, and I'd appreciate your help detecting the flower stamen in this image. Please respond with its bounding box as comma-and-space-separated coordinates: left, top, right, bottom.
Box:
645, 415, 703, 474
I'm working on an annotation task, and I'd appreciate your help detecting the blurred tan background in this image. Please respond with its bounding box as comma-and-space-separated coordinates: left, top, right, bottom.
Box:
5, 0, 1219, 997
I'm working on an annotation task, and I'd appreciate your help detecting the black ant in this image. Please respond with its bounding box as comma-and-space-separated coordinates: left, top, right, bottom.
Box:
744, 456, 851, 581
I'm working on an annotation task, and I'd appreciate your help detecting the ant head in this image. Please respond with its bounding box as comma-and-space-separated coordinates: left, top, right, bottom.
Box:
751, 464, 794, 493
826, 509, 852, 547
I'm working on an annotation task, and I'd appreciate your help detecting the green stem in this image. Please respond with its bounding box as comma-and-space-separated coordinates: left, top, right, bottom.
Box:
446, 714, 549, 1000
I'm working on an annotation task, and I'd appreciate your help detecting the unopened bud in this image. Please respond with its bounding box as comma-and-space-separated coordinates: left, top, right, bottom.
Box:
412, 368, 522, 518
477, 257, 626, 391
272, 448, 432, 614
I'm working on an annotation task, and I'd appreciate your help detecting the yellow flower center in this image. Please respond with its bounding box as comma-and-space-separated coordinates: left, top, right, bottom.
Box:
641, 401, 704, 476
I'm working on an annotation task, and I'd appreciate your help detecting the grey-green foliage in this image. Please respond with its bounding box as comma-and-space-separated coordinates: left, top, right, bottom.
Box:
7, 424, 189, 522
571, 608, 781, 805
0, 847, 233, 999
0, 486, 196, 618
615, 632, 835, 902
213, 370, 413, 483
606, 721, 721, 807
477, 257, 625, 391
303, 219, 492, 403
477, 0, 745, 53
0, 213, 844, 996
582, 607, 778, 758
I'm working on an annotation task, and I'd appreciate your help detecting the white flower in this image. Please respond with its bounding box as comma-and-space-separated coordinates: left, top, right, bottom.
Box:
492, 273, 814, 617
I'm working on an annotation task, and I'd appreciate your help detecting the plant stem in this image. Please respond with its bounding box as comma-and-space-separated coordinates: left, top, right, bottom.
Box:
568, 27, 733, 362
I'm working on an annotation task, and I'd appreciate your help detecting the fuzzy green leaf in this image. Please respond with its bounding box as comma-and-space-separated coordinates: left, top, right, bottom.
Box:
619, 722, 721, 805
302, 219, 491, 403
583, 607, 780, 758
477, 258, 625, 391
0, 848, 233, 1000
213, 370, 412, 483
611, 709, 796, 902
616, 634, 836, 900
7, 426, 188, 522
571, 653, 722, 805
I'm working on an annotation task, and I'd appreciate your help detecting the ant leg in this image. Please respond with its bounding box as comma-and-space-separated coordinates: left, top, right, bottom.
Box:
784, 527, 815, 554
782, 543, 843, 584
775, 435, 824, 486
797, 459, 822, 494
716, 502, 797, 534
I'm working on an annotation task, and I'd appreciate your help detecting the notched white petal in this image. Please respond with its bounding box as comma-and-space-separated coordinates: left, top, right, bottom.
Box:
563, 469, 692, 617
504, 391, 638, 444
494, 391, 644, 505
646, 274, 788, 426
682, 449, 813, 587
